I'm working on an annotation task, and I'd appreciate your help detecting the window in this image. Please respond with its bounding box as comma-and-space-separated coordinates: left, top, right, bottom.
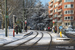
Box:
64, 17, 67, 20
71, 22, 73, 25
65, 23, 67, 26
68, 23, 70, 25
54, 0, 57, 3
68, 11, 70, 14
54, 4, 58, 8
54, 9, 58, 13
54, 0, 60, 3
64, 16, 73, 20
54, 14, 57, 17
65, 23, 70, 26
64, 11, 67, 14
56, 9, 58, 12
65, 11, 67, 14
64, 5, 67, 8
71, 17, 73, 20
64, 10, 74, 14
54, 5, 55, 8
54, 10, 55, 13
68, 17, 70, 19
71, 10, 73, 13
64, 4, 74, 8
65, 22, 73, 26
71, 4, 73, 8
64, 0, 74, 2
70, 16, 73, 20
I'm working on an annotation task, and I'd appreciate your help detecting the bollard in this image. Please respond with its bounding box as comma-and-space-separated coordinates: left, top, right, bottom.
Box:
60, 30, 62, 37
13, 30, 15, 37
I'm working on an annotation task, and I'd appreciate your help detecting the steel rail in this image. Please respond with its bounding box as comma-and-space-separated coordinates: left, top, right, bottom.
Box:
47, 32, 52, 50
10, 32, 39, 50
0, 32, 33, 47
27, 32, 43, 50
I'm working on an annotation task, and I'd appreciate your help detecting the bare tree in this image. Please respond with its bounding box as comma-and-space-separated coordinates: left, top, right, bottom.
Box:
0, 0, 39, 28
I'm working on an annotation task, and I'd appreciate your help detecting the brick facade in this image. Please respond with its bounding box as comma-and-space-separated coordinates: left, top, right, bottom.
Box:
49, 0, 75, 29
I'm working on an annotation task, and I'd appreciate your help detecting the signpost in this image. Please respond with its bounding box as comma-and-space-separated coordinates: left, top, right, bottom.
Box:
5, 0, 8, 37
59, 26, 63, 29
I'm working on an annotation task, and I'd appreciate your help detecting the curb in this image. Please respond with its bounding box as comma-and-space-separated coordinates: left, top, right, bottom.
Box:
56, 38, 70, 40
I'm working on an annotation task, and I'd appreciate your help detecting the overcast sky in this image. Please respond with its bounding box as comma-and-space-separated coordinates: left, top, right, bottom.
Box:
40, 0, 50, 5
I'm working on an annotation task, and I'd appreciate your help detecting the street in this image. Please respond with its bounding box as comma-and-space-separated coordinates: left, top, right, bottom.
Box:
0, 0, 75, 50
0, 30, 75, 50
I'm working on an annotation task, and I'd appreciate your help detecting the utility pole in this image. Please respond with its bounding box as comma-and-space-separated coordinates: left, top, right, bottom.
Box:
13, 15, 15, 29
23, 0, 25, 32
5, 0, 8, 37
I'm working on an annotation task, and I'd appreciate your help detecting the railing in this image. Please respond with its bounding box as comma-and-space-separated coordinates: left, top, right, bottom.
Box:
49, 12, 53, 15
50, 7, 53, 11
50, 17, 53, 20
58, 2, 62, 6
58, 9, 62, 12
49, 3, 53, 6
58, 20, 62, 23
58, 14, 62, 18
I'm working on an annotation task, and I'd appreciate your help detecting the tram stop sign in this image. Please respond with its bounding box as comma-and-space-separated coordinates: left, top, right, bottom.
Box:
59, 26, 63, 29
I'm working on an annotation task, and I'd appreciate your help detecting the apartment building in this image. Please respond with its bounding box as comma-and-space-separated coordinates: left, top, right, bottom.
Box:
48, 0, 75, 29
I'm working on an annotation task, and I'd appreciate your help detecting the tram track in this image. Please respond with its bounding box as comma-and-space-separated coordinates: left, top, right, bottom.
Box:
8, 31, 39, 50
27, 32, 43, 50
0, 32, 33, 47
0, 31, 52, 50
26, 31, 52, 50
47, 32, 52, 50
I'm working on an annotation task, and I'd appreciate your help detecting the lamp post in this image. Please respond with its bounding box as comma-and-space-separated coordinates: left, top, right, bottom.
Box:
5, 0, 8, 37
53, 20, 55, 33
23, 0, 25, 32
13, 15, 16, 29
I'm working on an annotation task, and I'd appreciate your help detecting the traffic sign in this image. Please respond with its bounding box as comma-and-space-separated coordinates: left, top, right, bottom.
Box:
6, 15, 9, 18
59, 26, 63, 29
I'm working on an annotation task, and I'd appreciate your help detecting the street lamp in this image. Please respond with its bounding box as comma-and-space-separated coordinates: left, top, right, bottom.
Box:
13, 15, 16, 29
5, 0, 8, 37
23, 0, 25, 32
53, 20, 55, 33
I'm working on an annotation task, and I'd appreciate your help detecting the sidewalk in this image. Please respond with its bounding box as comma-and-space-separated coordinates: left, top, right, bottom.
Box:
48, 32, 70, 44
49, 32, 68, 38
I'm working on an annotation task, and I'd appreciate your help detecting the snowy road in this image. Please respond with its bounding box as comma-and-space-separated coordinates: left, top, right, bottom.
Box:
0, 31, 51, 46
0, 30, 52, 50
0, 30, 75, 50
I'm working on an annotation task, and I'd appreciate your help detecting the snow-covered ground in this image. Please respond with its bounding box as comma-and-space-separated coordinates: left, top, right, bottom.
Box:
0, 29, 70, 46
25, 31, 51, 45
66, 31, 75, 35
64, 26, 75, 35
49, 32, 70, 44
0, 29, 31, 45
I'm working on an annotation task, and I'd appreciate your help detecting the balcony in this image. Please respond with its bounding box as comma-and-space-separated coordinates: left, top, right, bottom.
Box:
53, 19, 57, 22
49, 12, 53, 15
57, 0, 61, 2
50, 17, 53, 20
50, 0, 53, 3
58, 9, 62, 12
58, 14, 62, 18
58, 3, 62, 7
58, 20, 62, 23
49, 3, 53, 6
50, 7, 53, 11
